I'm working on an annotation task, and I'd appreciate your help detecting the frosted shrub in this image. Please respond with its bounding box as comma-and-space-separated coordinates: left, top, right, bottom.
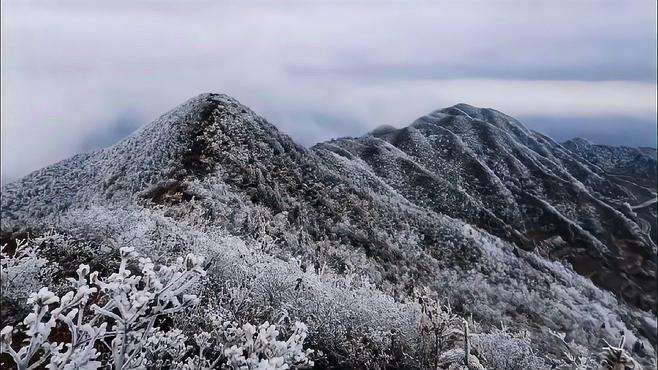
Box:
474, 330, 548, 370
1, 239, 50, 302
141, 328, 190, 368
599, 334, 641, 370
181, 308, 315, 369
1, 243, 316, 369
547, 328, 597, 369
1, 246, 206, 369
415, 288, 475, 368
176, 288, 315, 369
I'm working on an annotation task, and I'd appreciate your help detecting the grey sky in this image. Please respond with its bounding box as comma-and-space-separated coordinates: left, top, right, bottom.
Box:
1, 1, 656, 184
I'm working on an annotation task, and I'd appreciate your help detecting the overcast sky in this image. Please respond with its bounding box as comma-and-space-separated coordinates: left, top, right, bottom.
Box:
2, 1, 656, 184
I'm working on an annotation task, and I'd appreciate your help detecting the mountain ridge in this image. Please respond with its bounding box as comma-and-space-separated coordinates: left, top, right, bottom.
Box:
2, 93, 656, 367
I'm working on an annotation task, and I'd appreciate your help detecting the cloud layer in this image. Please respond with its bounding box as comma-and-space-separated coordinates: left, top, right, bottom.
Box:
1, 1, 656, 183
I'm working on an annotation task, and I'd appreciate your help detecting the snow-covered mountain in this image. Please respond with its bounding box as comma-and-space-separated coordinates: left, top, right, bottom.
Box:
2, 94, 656, 368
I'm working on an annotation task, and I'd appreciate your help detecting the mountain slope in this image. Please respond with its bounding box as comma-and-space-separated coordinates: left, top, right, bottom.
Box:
2, 94, 656, 367
563, 137, 657, 185
319, 103, 656, 310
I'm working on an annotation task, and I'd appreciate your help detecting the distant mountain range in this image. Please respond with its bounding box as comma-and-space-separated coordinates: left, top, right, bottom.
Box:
2, 94, 656, 367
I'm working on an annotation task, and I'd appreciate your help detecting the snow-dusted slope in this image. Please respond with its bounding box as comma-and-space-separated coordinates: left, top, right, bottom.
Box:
2, 94, 656, 367
320, 103, 656, 311
563, 137, 657, 185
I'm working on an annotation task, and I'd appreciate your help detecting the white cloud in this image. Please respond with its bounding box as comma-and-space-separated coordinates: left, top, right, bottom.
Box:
1, 1, 656, 183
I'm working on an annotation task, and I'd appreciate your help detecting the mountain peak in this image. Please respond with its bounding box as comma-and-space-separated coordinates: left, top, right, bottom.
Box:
447, 102, 481, 112
2, 93, 656, 367
1, 93, 303, 223
439, 103, 487, 117
564, 137, 594, 147
368, 124, 398, 136
120, 92, 300, 176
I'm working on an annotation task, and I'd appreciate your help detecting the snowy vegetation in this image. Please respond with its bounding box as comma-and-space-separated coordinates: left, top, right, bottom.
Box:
1, 232, 651, 369
1, 94, 656, 368
1, 245, 313, 369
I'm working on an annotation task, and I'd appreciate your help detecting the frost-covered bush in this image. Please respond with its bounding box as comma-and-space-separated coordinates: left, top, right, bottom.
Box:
1, 246, 205, 369
473, 330, 548, 369
190, 239, 421, 367
415, 287, 471, 368
1, 239, 50, 303
546, 328, 598, 369
1, 243, 317, 369
180, 306, 314, 369
599, 334, 641, 370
